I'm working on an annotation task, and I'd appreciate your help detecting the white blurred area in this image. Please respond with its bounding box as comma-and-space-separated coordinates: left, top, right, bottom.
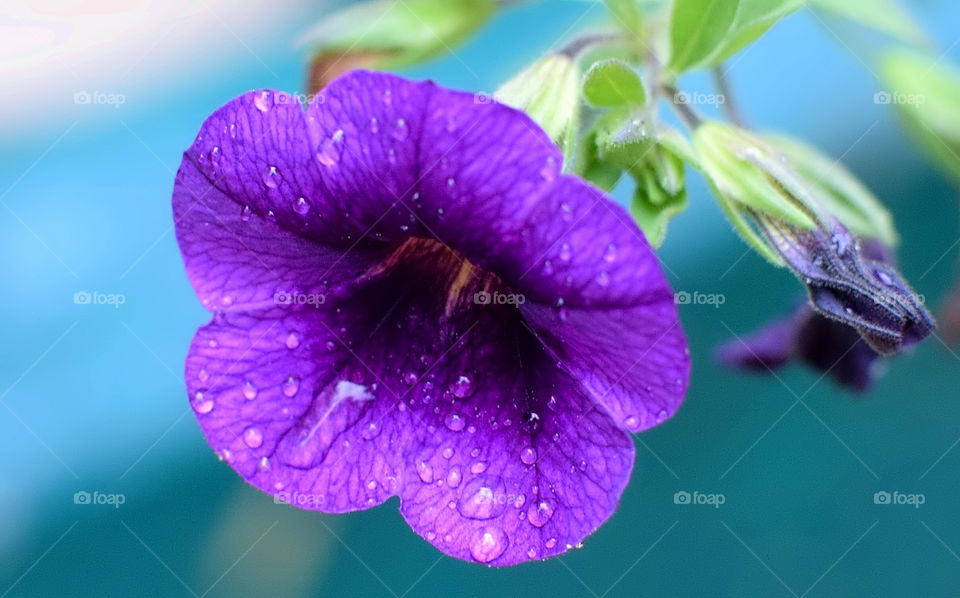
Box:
0, 0, 325, 133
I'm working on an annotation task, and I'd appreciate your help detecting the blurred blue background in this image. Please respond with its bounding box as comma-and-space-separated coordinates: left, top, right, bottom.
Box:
2, 0, 959, 596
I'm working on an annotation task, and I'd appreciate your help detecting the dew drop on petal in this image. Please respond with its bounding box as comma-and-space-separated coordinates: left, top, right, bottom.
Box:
393, 118, 409, 141
361, 421, 381, 440
444, 412, 465, 432
545, 537, 558, 549
282, 376, 300, 397
527, 500, 555, 527
442, 446, 454, 459
446, 466, 462, 488
293, 197, 310, 216
316, 129, 344, 167
383, 88, 392, 105
457, 477, 506, 520
243, 426, 263, 449
603, 243, 617, 263
520, 446, 538, 465
521, 411, 541, 434
197, 369, 209, 383
253, 90, 273, 112
624, 415, 640, 429
242, 380, 258, 400
540, 156, 557, 182
417, 460, 434, 483
450, 374, 474, 398
470, 526, 508, 563
285, 331, 300, 349
263, 165, 280, 189
369, 117, 379, 133
559, 243, 572, 262
470, 461, 488, 474
240, 205, 252, 221
192, 392, 214, 414
596, 271, 610, 286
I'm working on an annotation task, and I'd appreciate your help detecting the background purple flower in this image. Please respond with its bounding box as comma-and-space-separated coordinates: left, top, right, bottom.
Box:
173, 71, 690, 566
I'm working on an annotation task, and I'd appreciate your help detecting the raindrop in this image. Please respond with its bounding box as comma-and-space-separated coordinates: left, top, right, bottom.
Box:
527, 500, 555, 527
450, 374, 474, 398
520, 446, 538, 465
417, 460, 434, 483
242, 380, 258, 400
521, 411, 541, 434
545, 537, 557, 549
446, 466, 462, 488
285, 331, 300, 349
240, 205, 252, 221
875, 269, 894, 286
393, 118, 409, 141
470, 461, 488, 474
403, 371, 419, 386
596, 271, 610, 286
282, 376, 300, 397
243, 426, 263, 449
253, 91, 273, 112
192, 392, 214, 414
624, 415, 640, 429
559, 243, 572, 261
293, 197, 310, 216
540, 156, 557, 182
457, 476, 506, 520
655, 409, 668, 424
470, 526, 508, 563
263, 165, 281, 189
316, 129, 344, 167
369, 117, 379, 133
444, 412, 466, 432
383, 89, 392, 105
361, 421, 381, 440
603, 244, 617, 263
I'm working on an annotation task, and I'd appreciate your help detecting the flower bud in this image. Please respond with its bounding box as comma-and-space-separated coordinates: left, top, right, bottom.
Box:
495, 53, 580, 150
302, 0, 496, 93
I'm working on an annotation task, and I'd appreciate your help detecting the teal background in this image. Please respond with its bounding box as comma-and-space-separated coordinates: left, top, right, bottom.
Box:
2, 1, 959, 596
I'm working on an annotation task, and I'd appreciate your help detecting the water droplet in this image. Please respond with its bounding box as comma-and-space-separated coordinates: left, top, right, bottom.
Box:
388, 149, 397, 164
527, 500, 555, 527
450, 374, 474, 398
257, 456, 271, 471
243, 426, 263, 448
540, 156, 557, 181
470, 461, 488, 474
559, 243, 572, 261
403, 371, 419, 386
444, 412, 465, 432
240, 205, 252, 221
263, 165, 280, 189
393, 118, 409, 141
527, 546, 538, 559
446, 466, 462, 488
875, 269, 894, 285
383, 89, 393, 105
545, 537, 557, 549
447, 177, 456, 188
417, 460, 434, 483
316, 129, 344, 167
361, 421, 381, 440
604, 244, 617, 263
325, 340, 337, 352
366, 479, 377, 491
520, 446, 538, 465
442, 447, 454, 459
521, 411, 541, 434
285, 331, 300, 349
282, 376, 300, 397
542, 260, 554, 275
457, 476, 506, 520
655, 409, 668, 424
596, 271, 610, 286
209, 146, 221, 166
242, 380, 258, 400
192, 392, 214, 414
293, 197, 310, 216
229, 123, 237, 139
369, 117, 379, 133
624, 415, 640, 429
470, 526, 508, 563
253, 91, 273, 112
197, 369, 209, 383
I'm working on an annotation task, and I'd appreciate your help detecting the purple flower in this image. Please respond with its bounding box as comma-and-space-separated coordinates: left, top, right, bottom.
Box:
173, 71, 689, 566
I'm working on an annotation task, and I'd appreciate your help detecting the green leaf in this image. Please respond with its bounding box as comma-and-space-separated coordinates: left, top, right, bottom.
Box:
881, 51, 960, 182
809, 0, 928, 47
582, 59, 646, 107
668, 0, 739, 72
577, 131, 625, 192
766, 135, 898, 245
629, 142, 688, 246
668, 0, 802, 72
604, 0, 643, 36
